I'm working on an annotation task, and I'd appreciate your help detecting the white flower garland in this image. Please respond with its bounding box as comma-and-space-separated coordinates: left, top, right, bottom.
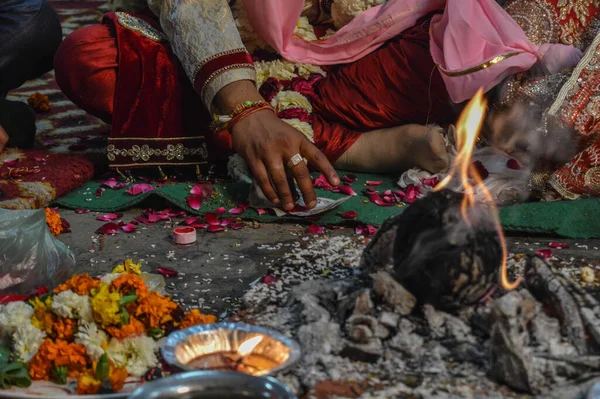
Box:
107, 335, 159, 377
331, 0, 386, 29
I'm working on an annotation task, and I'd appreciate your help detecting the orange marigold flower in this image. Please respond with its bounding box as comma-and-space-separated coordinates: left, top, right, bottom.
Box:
52, 318, 77, 341
76, 372, 101, 395
136, 291, 178, 329
45, 208, 63, 236
29, 339, 89, 381
31, 297, 56, 335
111, 274, 149, 296
54, 274, 101, 295
109, 366, 128, 392
178, 309, 217, 330
28, 92, 52, 112
105, 316, 145, 340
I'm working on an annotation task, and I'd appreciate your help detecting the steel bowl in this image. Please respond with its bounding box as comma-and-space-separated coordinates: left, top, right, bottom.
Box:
127, 371, 296, 399
161, 322, 301, 376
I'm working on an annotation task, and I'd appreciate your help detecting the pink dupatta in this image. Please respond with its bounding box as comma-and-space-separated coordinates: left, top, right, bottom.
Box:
243, 0, 582, 103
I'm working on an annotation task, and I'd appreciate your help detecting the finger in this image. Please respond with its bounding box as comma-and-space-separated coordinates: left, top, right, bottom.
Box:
248, 160, 280, 205
0, 126, 7, 153
300, 141, 340, 186
290, 160, 317, 208
267, 160, 295, 211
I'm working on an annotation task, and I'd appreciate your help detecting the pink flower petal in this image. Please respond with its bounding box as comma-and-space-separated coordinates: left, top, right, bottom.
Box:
314, 174, 333, 190
126, 183, 154, 196
215, 207, 227, 214
75, 209, 90, 214
383, 190, 392, 196
103, 178, 118, 189
207, 225, 225, 233
3, 159, 17, 167
136, 216, 152, 225
204, 213, 221, 226
34, 157, 46, 162
355, 225, 378, 238
342, 211, 358, 219
190, 183, 214, 199
184, 217, 199, 225
536, 249, 553, 259
186, 194, 203, 211
190, 223, 209, 229
130, 220, 139, 225
307, 224, 324, 234
421, 176, 440, 188
96, 213, 121, 221
255, 208, 267, 215
122, 223, 136, 233
230, 222, 245, 230
366, 181, 382, 186
96, 222, 120, 235
262, 275, 277, 285
549, 242, 569, 249
148, 214, 170, 223
507, 159, 521, 170
336, 185, 357, 196
368, 192, 395, 207
220, 218, 234, 227
95, 188, 103, 197
403, 184, 421, 204
342, 174, 357, 184
156, 267, 178, 278
229, 207, 245, 215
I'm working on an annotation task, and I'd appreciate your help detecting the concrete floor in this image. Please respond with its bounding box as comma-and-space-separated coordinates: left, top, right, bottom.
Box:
56, 207, 600, 318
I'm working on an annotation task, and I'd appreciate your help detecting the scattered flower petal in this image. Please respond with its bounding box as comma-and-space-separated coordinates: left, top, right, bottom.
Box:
470, 161, 489, 180
335, 185, 357, 196
122, 223, 136, 233
204, 213, 221, 226
230, 222, 245, 230
186, 195, 203, 210
136, 216, 152, 225
96, 213, 121, 221
314, 174, 333, 190
307, 224, 324, 234
355, 225, 378, 238
215, 207, 227, 214
403, 184, 421, 204
103, 178, 118, 188
156, 267, 178, 278
366, 181, 382, 186
549, 242, 569, 249
255, 208, 267, 215
421, 176, 440, 188
342, 174, 357, 184
220, 218, 234, 227
184, 217, 199, 225
190, 183, 213, 198
536, 249, 553, 259
262, 275, 276, 285
3, 159, 17, 167
229, 207, 245, 215
95, 188, 103, 197
75, 209, 90, 214
96, 222, 120, 235
207, 225, 225, 233
341, 211, 358, 219
507, 159, 521, 170
126, 183, 154, 196
190, 223, 209, 229
34, 157, 46, 162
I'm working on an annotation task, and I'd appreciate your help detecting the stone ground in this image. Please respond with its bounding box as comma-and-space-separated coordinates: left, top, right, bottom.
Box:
58, 204, 600, 317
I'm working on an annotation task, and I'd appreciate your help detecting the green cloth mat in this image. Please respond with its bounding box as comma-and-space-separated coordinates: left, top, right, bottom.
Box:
54, 173, 600, 238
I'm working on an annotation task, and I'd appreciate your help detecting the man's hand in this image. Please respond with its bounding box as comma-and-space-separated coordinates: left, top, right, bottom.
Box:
0, 125, 7, 154
231, 109, 339, 211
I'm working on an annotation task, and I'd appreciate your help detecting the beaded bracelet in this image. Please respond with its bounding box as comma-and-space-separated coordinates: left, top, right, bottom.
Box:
210, 100, 273, 132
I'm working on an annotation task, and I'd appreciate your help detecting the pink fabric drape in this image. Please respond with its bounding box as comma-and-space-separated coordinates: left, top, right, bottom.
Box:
243, 0, 582, 103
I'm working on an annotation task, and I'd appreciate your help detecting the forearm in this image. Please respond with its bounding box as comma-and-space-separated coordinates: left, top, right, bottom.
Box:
150, 0, 256, 110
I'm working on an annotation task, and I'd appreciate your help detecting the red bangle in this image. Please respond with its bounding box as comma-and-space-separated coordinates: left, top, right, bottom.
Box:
228, 104, 274, 133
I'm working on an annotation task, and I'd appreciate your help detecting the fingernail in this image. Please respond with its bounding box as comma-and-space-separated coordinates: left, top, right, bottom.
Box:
332, 175, 340, 185
284, 203, 294, 211
308, 200, 317, 208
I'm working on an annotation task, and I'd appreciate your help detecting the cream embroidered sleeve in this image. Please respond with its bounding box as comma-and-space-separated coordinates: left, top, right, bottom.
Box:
148, 0, 256, 110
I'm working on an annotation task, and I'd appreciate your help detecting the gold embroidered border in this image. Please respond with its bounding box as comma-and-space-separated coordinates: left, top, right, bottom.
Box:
548, 176, 581, 200
106, 143, 208, 163
115, 12, 167, 42
437, 52, 523, 77
111, 161, 209, 168
192, 48, 250, 83
108, 136, 205, 141
199, 63, 255, 99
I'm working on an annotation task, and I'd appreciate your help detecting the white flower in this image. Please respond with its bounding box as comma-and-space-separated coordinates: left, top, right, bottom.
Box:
271, 91, 313, 112
107, 336, 159, 377
100, 273, 121, 285
75, 322, 109, 362
296, 63, 326, 79
13, 322, 45, 362
51, 290, 94, 323
0, 302, 34, 337
294, 16, 318, 42
283, 118, 315, 142
254, 60, 298, 88
331, 0, 385, 29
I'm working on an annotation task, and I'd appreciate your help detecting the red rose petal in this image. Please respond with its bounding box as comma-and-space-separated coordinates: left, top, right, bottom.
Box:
549, 242, 569, 249
220, 218, 234, 227
60, 218, 71, 234
156, 267, 178, 278
204, 213, 221, 226
421, 176, 440, 188
96, 222, 120, 235
336, 185, 357, 196
262, 275, 277, 285
403, 184, 421, 204
30, 286, 49, 297
95, 188, 103, 197
342, 211, 358, 219
314, 174, 333, 190
215, 207, 227, 214
34, 157, 46, 163
190, 183, 214, 199
96, 213, 121, 221
470, 161, 489, 180
186, 194, 203, 210
136, 216, 152, 225
126, 183, 154, 196
184, 217, 199, 225
3, 159, 17, 167
229, 207, 245, 215
342, 174, 357, 184
255, 208, 267, 215
536, 249, 553, 259
207, 225, 225, 233
190, 223, 209, 229
75, 209, 90, 214
366, 181, 382, 186
122, 223, 136, 233
230, 222, 245, 230
0, 294, 29, 304
130, 220, 139, 225
103, 177, 118, 189
307, 224, 324, 234
507, 159, 521, 170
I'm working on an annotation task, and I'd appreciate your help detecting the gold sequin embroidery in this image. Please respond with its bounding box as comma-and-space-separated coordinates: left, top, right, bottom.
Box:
505, 0, 560, 45
106, 142, 208, 163
115, 12, 167, 42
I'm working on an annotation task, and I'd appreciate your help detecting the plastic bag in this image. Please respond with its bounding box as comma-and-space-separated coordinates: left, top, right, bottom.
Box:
0, 209, 74, 294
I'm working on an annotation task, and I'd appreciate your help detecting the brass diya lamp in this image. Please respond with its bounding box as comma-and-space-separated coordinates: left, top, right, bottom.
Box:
161, 322, 301, 377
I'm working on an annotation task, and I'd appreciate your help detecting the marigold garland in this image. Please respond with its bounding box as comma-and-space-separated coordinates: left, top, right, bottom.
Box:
28, 92, 52, 113
0, 260, 217, 395
45, 208, 63, 236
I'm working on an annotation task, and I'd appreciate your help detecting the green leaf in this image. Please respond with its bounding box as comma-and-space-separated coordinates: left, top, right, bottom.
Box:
95, 354, 110, 381
6, 366, 31, 388
148, 328, 165, 340
0, 362, 24, 375
0, 346, 12, 367
51, 366, 68, 385
120, 307, 130, 326
119, 294, 138, 306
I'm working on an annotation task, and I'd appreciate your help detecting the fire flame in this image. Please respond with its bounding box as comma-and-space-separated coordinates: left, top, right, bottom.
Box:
435, 89, 521, 291
237, 336, 263, 357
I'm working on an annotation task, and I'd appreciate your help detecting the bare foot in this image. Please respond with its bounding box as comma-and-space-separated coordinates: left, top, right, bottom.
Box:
334, 124, 450, 174
0, 125, 7, 154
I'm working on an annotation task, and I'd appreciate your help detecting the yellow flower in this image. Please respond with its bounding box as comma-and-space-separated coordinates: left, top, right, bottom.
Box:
90, 284, 121, 327
112, 259, 142, 275
30, 297, 55, 335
